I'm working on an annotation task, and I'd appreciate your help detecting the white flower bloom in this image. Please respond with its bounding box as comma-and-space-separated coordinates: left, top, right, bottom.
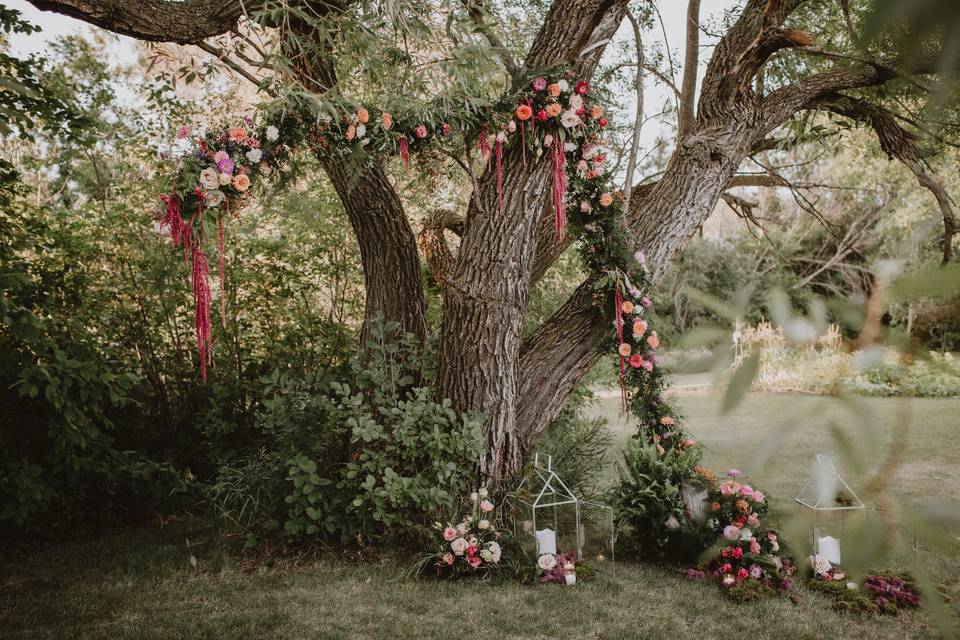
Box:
265, 125, 279, 141
451, 537, 468, 555
560, 110, 582, 129
508, 120, 516, 133
479, 549, 493, 562
219, 172, 232, 186
154, 222, 171, 237
204, 189, 225, 207
543, 133, 554, 147
199, 168, 219, 190
356, 124, 366, 138
496, 131, 506, 142
739, 527, 753, 541
810, 554, 832, 575
564, 142, 576, 152
569, 94, 583, 110
470, 492, 479, 502
557, 79, 569, 92
245, 148, 263, 163
487, 541, 502, 562
771, 540, 779, 552
537, 553, 557, 570
478, 487, 488, 498
478, 519, 490, 530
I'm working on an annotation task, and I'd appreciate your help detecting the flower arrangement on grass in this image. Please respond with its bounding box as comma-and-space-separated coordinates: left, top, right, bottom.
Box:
537, 551, 577, 584
421, 488, 505, 579
807, 568, 922, 615
685, 470, 795, 601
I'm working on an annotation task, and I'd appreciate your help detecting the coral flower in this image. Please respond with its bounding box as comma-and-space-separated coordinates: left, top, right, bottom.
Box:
621, 300, 634, 314
633, 319, 648, 336
590, 105, 604, 119
574, 80, 589, 95
629, 354, 644, 368
548, 83, 561, 97
356, 108, 369, 123
546, 103, 562, 117
646, 332, 660, 349
229, 127, 247, 142
618, 343, 632, 357
345, 123, 356, 141
232, 174, 251, 192
515, 104, 533, 121
381, 112, 393, 130
660, 416, 675, 426
599, 193, 614, 207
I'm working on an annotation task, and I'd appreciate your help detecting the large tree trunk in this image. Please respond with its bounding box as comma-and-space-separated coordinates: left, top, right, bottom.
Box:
322, 157, 426, 344
434, 0, 630, 479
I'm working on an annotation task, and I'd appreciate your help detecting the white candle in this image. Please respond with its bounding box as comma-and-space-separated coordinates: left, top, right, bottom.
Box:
536, 528, 557, 555
817, 535, 841, 565
564, 573, 576, 586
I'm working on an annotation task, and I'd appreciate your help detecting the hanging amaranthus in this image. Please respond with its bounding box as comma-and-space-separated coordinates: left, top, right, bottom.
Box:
551, 139, 567, 241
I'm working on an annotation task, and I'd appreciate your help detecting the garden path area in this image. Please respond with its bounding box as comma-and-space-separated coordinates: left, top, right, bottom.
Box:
3, 391, 958, 640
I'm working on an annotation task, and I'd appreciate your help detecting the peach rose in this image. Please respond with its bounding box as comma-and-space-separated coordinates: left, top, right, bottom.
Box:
548, 83, 561, 97
621, 300, 634, 314
346, 123, 356, 141
357, 108, 369, 123
229, 127, 247, 142
382, 112, 393, 130
232, 174, 251, 192
546, 103, 562, 117
618, 343, 632, 357
599, 193, 614, 207
646, 331, 660, 349
590, 104, 604, 119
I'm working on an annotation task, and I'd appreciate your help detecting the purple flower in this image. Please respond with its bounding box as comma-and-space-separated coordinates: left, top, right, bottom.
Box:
532, 77, 547, 92
640, 296, 653, 308
749, 564, 763, 579
217, 158, 235, 174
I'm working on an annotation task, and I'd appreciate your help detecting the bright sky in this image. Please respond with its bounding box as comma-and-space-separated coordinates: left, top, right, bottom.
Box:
7, 0, 740, 148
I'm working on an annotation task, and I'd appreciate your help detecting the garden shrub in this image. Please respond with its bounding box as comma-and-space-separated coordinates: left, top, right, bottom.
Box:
209, 320, 485, 548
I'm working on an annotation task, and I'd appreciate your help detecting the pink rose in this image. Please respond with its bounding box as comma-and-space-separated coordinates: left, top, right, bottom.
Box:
723, 525, 740, 541
443, 552, 454, 565
479, 500, 494, 512
414, 124, 428, 139
727, 469, 741, 478
443, 526, 457, 541
747, 513, 760, 528
641, 360, 654, 372
468, 556, 481, 568
749, 564, 763, 579
176, 126, 190, 139
532, 76, 547, 92
720, 482, 733, 496
752, 491, 765, 503
750, 538, 761, 554
740, 485, 754, 498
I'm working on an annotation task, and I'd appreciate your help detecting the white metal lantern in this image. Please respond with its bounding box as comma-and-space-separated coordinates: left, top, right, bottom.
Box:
509, 454, 615, 569
793, 453, 866, 562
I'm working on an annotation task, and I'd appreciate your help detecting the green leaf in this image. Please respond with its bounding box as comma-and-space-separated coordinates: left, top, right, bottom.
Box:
722, 351, 760, 414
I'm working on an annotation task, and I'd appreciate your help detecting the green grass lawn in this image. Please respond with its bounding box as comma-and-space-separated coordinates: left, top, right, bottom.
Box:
3, 391, 959, 639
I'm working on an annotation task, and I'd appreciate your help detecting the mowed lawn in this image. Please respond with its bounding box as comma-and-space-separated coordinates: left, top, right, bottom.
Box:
3, 391, 959, 640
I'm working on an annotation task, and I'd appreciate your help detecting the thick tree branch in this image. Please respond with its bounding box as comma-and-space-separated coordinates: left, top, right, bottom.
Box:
677, 0, 701, 140
814, 93, 957, 263
418, 209, 465, 287
26, 0, 251, 43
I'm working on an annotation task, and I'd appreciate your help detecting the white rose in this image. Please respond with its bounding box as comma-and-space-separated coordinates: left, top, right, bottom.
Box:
356, 124, 366, 138
265, 125, 279, 141
245, 148, 263, 163
478, 519, 490, 530
204, 189, 225, 207
810, 554, 832, 575
771, 540, 779, 552
478, 487, 488, 498
219, 172, 232, 186
470, 492, 479, 501
560, 110, 581, 129
564, 142, 576, 152
451, 537, 468, 556
496, 131, 506, 142
537, 553, 557, 570
479, 549, 493, 562
199, 167, 219, 190
739, 527, 753, 541
487, 541, 502, 562
557, 79, 569, 92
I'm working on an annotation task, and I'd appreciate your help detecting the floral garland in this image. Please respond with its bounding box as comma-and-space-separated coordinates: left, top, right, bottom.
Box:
152, 72, 685, 477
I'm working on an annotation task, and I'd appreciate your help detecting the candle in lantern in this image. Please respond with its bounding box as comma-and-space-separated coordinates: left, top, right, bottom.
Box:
535, 528, 557, 555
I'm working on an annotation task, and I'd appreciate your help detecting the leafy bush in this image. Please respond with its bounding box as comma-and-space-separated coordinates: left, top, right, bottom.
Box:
209, 320, 484, 548
609, 439, 714, 560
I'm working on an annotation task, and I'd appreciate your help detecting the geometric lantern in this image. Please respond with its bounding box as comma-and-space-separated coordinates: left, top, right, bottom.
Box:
793, 453, 866, 564
509, 453, 615, 570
